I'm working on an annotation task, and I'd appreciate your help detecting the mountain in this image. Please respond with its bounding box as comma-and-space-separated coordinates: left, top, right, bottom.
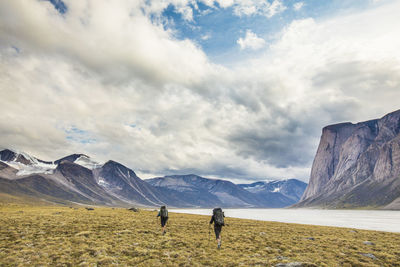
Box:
0, 149, 307, 208
0, 160, 99, 205
238, 179, 308, 204
93, 160, 168, 206
146, 175, 307, 208
295, 109, 400, 209
0, 149, 56, 176
0, 150, 162, 206
0, 150, 225, 207
147, 174, 257, 207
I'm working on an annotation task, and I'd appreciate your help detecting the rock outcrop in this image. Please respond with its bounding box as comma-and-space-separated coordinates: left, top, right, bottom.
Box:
296, 109, 400, 209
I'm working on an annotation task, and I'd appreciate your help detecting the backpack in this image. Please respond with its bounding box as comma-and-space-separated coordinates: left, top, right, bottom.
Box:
160, 206, 168, 218
213, 208, 224, 226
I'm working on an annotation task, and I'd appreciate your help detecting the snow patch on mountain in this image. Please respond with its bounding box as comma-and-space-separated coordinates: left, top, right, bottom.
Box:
241, 183, 265, 193
0, 149, 57, 176
74, 155, 102, 170
97, 177, 110, 188
0, 150, 104, 176
272, 187, 281, 192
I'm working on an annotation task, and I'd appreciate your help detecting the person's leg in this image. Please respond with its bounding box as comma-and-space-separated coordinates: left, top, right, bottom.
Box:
214, 225, 222, 248
162, 217, 168, 234
161, 217, 166, 234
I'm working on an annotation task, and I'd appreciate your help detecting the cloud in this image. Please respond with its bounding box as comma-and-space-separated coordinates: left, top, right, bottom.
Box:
237, 30, 266, 50
201, 33, 211, 40
1, 0, 400, 183
229, 0, 286, 17
293, 2, 304, 11
0, 1, 213, 87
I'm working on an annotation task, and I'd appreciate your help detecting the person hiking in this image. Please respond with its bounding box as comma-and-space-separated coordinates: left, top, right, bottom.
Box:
157, 205, 168, 235
209, 207, 225, 249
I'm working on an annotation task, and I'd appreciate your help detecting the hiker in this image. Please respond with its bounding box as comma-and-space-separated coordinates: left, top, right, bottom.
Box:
210, 207, 225, 249
157, 205, 168, 235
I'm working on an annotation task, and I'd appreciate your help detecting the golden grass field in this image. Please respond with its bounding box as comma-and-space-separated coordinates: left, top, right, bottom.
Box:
0, 204, 399, 266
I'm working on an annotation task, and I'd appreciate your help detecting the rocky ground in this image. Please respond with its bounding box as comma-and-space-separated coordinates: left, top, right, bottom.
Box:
0, 204, 399, 266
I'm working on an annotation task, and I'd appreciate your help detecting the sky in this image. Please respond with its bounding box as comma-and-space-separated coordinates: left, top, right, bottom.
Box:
0, 0, 400, 183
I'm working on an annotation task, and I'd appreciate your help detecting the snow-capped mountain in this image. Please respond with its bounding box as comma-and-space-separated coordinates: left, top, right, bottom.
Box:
0, 149, 165, 206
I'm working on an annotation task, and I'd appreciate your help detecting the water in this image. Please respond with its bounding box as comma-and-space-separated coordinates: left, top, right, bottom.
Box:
170, 209, 400, 233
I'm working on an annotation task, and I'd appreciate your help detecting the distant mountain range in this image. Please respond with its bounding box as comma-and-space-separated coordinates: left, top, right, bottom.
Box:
147, 175, 306, 208
0, 149, 306, 208
295, 109, 400, 210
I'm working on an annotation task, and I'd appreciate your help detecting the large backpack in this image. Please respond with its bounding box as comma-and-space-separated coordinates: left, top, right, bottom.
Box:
213, 208, 224, 226
160, 206, 168, 218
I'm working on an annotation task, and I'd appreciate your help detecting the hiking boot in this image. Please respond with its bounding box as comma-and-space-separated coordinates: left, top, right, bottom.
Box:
217, 240, 221, 249
162, 230, 166, 235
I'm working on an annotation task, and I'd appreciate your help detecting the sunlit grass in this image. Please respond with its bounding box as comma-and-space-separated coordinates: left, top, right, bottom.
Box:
0, 204, 399, 266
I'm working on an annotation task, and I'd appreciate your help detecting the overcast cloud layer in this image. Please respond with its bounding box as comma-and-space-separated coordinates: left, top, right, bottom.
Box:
1, 0, 400, 183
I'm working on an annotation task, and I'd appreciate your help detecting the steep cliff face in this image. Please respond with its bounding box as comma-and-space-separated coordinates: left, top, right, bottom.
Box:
297, 109, 400, 209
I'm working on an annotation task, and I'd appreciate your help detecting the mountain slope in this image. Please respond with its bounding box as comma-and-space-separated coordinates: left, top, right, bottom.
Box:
93, 160, 168, 206
296, 109, 400, 209
54, 160, 123, 205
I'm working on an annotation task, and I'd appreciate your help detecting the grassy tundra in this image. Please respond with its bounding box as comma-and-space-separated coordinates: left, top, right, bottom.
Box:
0, 204, 399, 266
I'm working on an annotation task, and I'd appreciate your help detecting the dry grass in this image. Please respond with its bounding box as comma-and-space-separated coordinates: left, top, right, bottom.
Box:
0, 204, 399, 266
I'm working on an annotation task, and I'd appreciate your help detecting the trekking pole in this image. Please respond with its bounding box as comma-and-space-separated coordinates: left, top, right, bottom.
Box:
208, 224, 211, 243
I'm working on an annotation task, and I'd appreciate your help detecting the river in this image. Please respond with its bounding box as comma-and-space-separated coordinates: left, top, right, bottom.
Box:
170, 208, 400, 233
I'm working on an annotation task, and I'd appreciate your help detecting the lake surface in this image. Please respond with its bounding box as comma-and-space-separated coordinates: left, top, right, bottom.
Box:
170, 209, 400, 233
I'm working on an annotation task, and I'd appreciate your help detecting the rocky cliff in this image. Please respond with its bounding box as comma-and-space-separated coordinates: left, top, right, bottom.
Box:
296, 109, 400, 209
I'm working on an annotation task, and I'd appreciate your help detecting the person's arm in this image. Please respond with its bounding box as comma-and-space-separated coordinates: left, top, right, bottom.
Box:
210, 215, 214, 224
157, 211, 160, 217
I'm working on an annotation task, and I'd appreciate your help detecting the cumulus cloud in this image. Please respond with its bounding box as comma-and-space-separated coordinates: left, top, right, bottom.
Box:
0, 1, 213, 87
237, 30, 266, 50
1, 0, 400, 183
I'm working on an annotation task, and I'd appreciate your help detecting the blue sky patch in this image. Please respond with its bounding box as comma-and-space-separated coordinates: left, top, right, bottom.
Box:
65, 126, 96, 144
45, 0, 67, 14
